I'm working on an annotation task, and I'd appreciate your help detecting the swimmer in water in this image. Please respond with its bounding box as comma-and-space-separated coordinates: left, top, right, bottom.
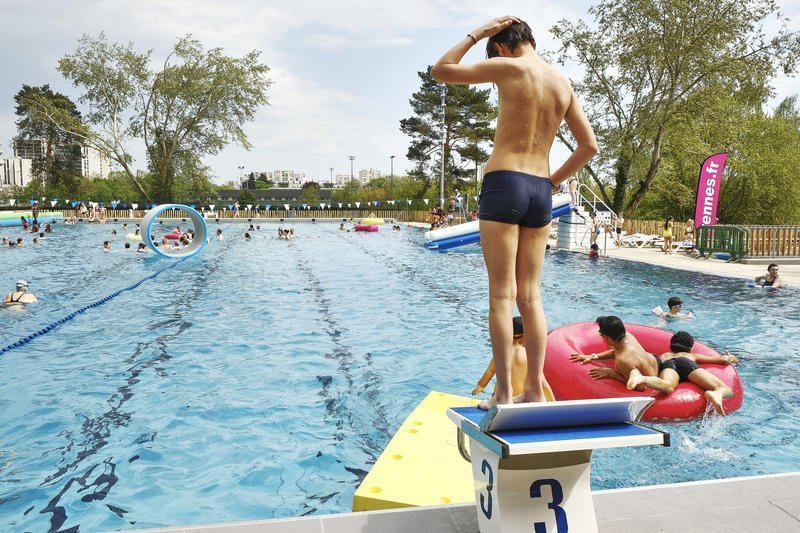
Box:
652, 296, 694, 319
103, 241, 111, 252
3, 280, 37, 305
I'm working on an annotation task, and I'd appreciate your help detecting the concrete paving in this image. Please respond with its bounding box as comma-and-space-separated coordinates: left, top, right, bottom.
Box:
138, 472, 800, 532
603, 245, 799, 286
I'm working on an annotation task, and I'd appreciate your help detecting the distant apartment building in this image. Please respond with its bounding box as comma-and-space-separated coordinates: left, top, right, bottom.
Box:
331, 169, 383, 188
333, 173, 353, 188
358, 168, 384, 184
1, 157, 33, 189
13, 138, 111, 181
246, 169, 312, 189
81, 145, 112, 178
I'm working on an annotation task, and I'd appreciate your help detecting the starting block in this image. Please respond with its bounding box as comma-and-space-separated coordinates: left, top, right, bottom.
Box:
448, 397, 669, 533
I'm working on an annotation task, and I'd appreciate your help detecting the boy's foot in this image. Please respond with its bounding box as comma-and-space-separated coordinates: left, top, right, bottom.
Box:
626, 368, 645, 390
705, 390, 726, 415
478, 396, 512, 410
512, 391, 545, 404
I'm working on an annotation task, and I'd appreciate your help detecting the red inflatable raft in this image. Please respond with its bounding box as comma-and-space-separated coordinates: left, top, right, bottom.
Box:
354, 224, 379, 232
544, 322, 743, 420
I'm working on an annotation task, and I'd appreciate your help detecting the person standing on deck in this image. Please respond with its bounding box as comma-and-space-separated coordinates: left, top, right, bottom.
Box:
431, 16, 597, 408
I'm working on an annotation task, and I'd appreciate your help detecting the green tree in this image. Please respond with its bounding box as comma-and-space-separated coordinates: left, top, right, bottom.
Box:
238, 188, 256, 206
551, 0, 800, 215
400, 67, 496, 202
301, 181, 321, 205
22, 33, 272, 203
13, 85, 83, 190
137, 37, 271, 202
331, 179, 362, 204
718, 98, 800, 223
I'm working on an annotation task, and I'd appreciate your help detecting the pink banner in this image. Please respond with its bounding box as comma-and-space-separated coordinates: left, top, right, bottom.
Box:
694, 153, 727, 227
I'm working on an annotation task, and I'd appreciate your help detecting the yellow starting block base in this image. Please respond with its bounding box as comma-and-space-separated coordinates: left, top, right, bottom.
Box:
352, 391, 478, 511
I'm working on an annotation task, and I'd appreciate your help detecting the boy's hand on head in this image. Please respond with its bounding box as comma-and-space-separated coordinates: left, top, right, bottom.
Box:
473, 16, 520, 40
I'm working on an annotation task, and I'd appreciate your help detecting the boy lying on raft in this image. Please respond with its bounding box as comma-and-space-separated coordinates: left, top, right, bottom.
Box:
628, 330, 737, 415
570, 317, 738, 414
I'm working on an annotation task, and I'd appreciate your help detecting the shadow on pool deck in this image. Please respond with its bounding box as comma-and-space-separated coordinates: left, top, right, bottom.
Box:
140, 472, 800, 532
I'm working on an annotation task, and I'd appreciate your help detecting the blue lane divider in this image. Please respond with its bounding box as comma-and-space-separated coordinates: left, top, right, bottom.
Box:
0, 257, 189, 357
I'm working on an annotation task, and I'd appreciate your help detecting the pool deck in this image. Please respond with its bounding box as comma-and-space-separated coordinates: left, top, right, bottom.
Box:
409, 222, 799, 286
141, 472, 800, 532
603, 244, 800, 286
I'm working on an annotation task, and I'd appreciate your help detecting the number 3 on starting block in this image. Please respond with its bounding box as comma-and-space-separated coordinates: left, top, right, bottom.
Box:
450, 398, 669, 533
472, 441, 595, 533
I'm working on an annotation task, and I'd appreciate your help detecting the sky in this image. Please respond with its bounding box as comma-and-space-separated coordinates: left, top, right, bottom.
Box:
1, 0, 798, 185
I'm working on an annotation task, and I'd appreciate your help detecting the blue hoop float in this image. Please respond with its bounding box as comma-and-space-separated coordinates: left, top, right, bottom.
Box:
141, 204, 208, 258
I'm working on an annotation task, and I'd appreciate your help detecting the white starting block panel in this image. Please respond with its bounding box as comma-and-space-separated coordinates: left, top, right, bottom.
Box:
448, 398, 669, 533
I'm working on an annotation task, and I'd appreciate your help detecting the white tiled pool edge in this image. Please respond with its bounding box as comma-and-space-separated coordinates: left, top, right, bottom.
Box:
135, 471, 800, 532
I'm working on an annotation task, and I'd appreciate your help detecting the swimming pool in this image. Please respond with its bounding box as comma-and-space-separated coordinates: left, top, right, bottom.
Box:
0, 221, 797, 531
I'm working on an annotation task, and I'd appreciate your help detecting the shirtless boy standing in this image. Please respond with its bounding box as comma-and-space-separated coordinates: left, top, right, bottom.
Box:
432, 16, 597, 408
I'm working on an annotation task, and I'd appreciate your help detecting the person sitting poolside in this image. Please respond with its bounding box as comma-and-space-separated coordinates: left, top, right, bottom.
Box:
472, 316, 553, 399
652, 296, 694, 319
3, 280, 37, 305
626, 331, 738, 415
569, 316, 659, 388
754, 263, 783, 288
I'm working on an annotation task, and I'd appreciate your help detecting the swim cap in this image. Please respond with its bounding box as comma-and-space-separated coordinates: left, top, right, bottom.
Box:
16, 280, 28, 288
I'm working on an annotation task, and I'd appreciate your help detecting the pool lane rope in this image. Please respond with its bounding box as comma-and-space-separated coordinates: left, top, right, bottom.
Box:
0, 256, 191, 357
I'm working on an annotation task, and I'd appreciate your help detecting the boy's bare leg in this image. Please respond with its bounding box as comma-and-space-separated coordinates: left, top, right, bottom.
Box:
513, 224, 550, 403
627, 368, 679, 393
688, 369, 733, 415
478, 219, 520, 409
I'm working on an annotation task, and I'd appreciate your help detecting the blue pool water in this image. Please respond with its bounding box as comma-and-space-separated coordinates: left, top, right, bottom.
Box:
0, 221, 798, 531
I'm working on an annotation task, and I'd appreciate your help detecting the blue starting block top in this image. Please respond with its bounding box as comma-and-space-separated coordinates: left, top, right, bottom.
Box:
448, 398, 669, 458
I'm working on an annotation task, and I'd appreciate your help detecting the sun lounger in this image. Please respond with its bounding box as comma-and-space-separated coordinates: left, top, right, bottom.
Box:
621, 233, 659, 248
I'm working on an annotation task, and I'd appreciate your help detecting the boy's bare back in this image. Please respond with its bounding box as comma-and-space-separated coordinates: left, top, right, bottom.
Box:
488, 58, 572, 178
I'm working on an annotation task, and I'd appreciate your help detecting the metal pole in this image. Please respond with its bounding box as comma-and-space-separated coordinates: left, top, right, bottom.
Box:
439, 87, 446, 209
238, 165, 245, 189
349, 155, 355, 181
390, 155, 395, 199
